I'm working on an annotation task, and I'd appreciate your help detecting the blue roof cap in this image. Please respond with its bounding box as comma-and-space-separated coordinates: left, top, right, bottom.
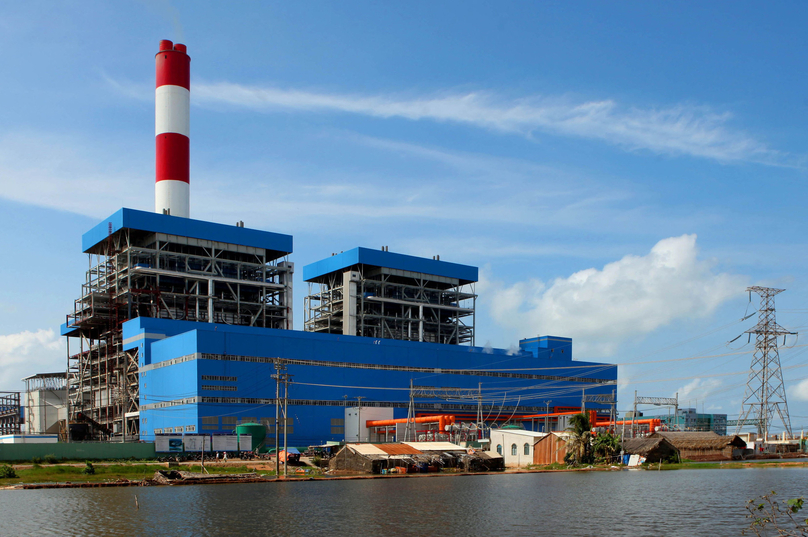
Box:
302, 247, 478, 284
82, 208, 293, 257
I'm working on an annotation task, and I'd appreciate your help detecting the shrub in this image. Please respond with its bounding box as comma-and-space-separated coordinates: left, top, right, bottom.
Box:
82, 462, 95, 475
0, 465, 18, 478
31, 457, 43, 465
746, 491, 807, 536
43, 454, 58, 464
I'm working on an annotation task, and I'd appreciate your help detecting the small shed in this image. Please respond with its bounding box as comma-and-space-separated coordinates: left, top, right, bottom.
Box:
621, 436, 678, 463
533, 432, 570, 465
329, 443, 422, 473
648, 432, 747, 461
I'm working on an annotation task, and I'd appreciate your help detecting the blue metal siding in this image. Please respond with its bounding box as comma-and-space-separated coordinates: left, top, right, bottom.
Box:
134, 318, 617, 445
302, 247, 478, 283
82, 208, 293, 255
519, 336, 573, 359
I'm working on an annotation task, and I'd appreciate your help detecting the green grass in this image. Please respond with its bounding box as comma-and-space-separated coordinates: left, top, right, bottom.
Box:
0, 464, 165, 486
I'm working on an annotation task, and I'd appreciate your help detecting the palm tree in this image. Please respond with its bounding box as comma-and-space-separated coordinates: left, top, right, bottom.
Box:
565, 413, 592, 465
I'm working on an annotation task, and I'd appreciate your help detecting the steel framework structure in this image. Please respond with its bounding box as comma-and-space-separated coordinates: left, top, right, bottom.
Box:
0, 392, 22, 435
403, 383, 483, 442
735, 286, 794, 439
626, 391, 679, 438
64, 226, 294, 441
583, 392, 617, 429
305, 265, 476, 345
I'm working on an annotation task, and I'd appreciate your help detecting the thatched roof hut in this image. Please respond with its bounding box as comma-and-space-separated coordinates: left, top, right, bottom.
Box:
648, 431, 746, 461
621, 436, 678, 463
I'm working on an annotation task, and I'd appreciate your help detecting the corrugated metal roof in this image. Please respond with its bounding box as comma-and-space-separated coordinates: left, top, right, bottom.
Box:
403, 441, 465, 451
302, 247, 478, 285
83, 208, 293, 255
376, 444, 423, 455
349, 444, 388, 455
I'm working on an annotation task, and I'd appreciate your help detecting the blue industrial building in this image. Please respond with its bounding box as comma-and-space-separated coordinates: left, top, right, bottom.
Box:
62, 208, 617, 445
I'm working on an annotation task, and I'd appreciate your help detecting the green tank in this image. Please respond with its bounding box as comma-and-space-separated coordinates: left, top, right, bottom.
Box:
235, 423, 267, 451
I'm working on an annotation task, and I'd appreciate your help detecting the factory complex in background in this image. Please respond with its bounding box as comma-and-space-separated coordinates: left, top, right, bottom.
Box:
50, 41, 617, 446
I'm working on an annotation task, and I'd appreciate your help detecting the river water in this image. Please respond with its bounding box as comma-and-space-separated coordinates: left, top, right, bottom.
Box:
3, 468, 808, 536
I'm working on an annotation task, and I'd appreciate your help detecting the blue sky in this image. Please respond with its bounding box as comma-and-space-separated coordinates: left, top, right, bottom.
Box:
1, 2, 807, 431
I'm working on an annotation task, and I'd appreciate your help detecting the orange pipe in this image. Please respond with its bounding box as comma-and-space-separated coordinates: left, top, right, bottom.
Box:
366, 415, 456, 432
595, 418, 662, 430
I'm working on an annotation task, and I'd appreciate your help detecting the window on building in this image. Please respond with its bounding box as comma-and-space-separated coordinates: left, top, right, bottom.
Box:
496, 444, 502, 455
511, 444, 517, 456
524, 443, 530, 456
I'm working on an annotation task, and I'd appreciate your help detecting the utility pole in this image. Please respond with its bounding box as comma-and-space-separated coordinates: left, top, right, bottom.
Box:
477, 383, 483, 440
405, 380, 414, 442
736, 287, 795, 446
283, 372, 292, 477
544, 401, 551, 433
355, 396, 365, 442
271, 361, 286, 477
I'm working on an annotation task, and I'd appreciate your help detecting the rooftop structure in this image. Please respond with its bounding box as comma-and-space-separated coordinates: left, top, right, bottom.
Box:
303, 247, 477, 345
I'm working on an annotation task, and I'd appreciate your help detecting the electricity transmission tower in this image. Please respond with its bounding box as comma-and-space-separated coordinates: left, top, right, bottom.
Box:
735, 286, 794, 441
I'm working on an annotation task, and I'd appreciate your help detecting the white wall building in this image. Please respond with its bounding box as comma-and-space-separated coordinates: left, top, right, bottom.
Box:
489, 428, 547, 467
345, 406, 394, 442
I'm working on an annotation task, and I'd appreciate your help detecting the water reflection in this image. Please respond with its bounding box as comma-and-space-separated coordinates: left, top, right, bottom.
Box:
2, 468, 807, 536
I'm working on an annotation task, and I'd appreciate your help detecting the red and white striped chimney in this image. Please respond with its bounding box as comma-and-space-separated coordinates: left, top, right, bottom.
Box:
155, 40, 190, 218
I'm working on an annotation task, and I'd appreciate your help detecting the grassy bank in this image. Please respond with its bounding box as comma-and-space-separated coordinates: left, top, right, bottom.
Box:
0, 463, 164, 486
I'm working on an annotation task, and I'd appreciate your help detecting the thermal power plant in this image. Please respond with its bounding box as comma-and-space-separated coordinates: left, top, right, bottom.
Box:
60, 41, 617, 445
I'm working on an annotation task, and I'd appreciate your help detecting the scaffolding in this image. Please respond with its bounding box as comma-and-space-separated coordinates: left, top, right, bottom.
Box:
305, 264, 476, 345
64, 225, 294, 441
0, 392, 22, 436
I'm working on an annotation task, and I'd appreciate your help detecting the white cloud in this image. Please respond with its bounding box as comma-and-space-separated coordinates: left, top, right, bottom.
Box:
482, 235, 748, 356
790, 378, 808, 402
676, 377, 724, 404
0, 329, 64, 390
193, 81, 786, 165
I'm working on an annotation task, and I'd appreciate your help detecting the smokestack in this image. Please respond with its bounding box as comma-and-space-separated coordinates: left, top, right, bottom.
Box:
155, 40, 190, 218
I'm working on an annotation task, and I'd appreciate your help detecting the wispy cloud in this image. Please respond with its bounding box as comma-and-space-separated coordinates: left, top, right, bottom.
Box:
192, 81, 787, 165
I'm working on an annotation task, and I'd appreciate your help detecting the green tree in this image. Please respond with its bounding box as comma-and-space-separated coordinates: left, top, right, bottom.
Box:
565, 413, 593, 465
592, 431, 621, 463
